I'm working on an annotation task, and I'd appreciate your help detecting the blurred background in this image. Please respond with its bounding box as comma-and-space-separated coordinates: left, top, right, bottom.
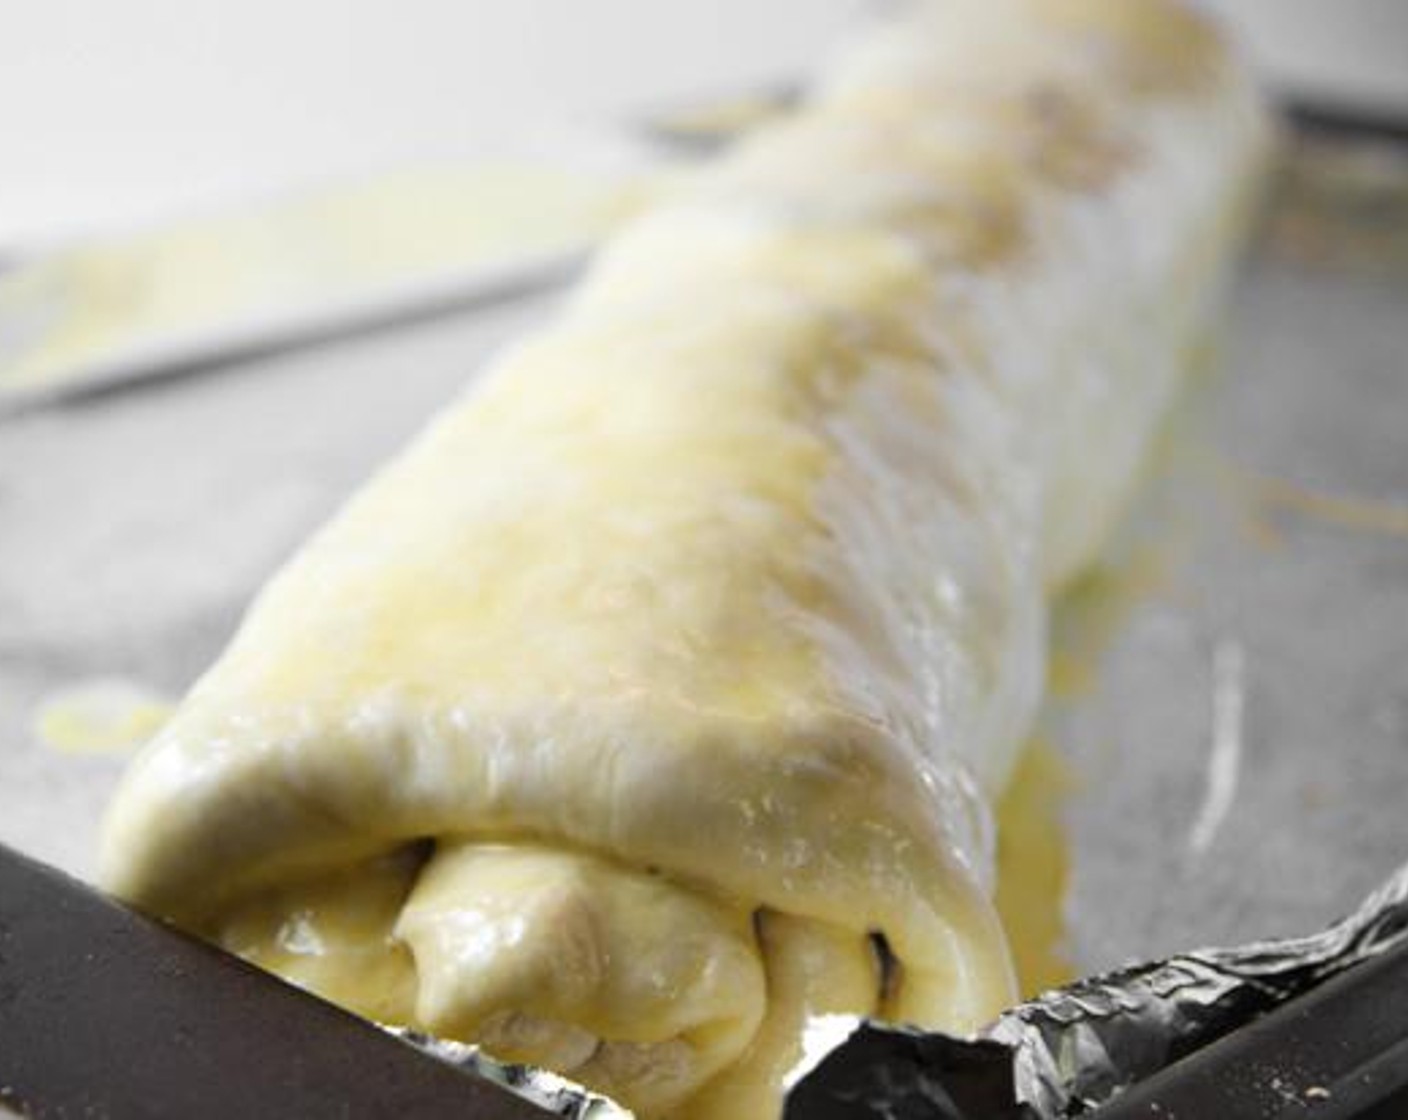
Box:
1, 0, 1406, 246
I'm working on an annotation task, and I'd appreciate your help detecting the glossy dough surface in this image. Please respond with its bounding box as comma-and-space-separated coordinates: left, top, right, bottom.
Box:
101, 1, 1270, 1116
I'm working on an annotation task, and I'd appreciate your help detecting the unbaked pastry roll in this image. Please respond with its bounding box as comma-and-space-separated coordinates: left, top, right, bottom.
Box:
101, 1, 1271, 1117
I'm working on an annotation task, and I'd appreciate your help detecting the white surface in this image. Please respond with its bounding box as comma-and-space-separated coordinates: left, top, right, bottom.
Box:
0, 0, 866, 246
1202, 0, 1408, 112
2, 1, 1405, 247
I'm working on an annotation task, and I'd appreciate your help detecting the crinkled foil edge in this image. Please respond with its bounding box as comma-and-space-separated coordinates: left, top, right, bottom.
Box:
788, 858, 1408, 1119
383, 1028, 633, 1119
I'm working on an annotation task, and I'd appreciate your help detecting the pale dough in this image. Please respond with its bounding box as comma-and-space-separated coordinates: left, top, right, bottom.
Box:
101, 2, 1271, 1116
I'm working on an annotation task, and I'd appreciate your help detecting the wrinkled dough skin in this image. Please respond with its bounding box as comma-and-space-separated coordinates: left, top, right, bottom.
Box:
100, 0, 1271, 1116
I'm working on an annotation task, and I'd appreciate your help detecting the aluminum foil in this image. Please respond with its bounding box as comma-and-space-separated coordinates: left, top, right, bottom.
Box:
784, 857, 1408, 1119
388, 1029, 633, 1120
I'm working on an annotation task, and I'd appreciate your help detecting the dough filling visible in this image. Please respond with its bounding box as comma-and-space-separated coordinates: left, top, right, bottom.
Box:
212, 842, 887, 1117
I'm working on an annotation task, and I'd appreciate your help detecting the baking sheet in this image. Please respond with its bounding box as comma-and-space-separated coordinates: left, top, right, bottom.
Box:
1, 134, 1405, 993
